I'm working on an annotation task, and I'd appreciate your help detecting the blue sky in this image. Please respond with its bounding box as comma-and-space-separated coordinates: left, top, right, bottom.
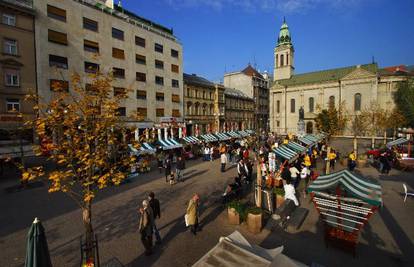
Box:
120, 0, 414, 82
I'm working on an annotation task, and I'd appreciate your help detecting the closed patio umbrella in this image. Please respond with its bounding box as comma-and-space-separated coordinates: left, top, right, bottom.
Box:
25, 217, 52, 267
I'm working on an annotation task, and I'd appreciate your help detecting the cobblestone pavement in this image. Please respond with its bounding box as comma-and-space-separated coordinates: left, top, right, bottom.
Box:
1, 143, 414, 267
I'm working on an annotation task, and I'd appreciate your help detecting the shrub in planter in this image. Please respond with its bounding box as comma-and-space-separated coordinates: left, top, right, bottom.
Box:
227, 200, 245, 225
357, 154, 368, 167
273, 187, 285, 208
246, 207, 263, 234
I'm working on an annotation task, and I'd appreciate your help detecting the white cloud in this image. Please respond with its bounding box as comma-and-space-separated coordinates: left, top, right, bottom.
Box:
164, 0, 363, 13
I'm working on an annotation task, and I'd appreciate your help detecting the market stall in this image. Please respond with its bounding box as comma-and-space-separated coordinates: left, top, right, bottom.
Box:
238, 130, 249, 138
286, 141, 307, 154
158, 138, 182, 150
297, 136, 315, 147
227, 131, 242, 139
307, 169, 382, 256
200, 134, 219, 143
181, 136, 202, 159
215, 132, 231, 141
273, 145, 298, 163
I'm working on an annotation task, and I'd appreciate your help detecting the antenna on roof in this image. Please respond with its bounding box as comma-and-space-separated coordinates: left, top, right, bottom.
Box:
372, 56, 375, 64
283, 16, 286, 23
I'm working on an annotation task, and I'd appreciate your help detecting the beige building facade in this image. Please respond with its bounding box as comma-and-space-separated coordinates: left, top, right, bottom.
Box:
0, 0, 36, 135
270, 20, 413, 135
33, 0, 183, 128
224, 87, 254, 131
224, 65, 269, 131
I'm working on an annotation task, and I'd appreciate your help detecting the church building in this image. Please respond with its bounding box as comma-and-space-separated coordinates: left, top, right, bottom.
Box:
270, 19, 413, 135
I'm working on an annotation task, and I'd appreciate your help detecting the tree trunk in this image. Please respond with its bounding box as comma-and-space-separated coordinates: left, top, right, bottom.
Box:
353, 137, 358, 158
325, 146, 331, 175
393, 128, 396, 140
384, 131, 387, 145
82, 202, 94, 260
371, 136, 375, 149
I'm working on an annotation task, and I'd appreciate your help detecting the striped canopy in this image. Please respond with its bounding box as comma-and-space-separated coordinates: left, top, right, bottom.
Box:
128, 143, 156, 155
200, 134, 219, 143
386, 137, 408, 148
237, 130, 249, 137
273, 146, 298, 162
307, 169, 382, 206
245, 129, 255, 135
182, 136, 200, 144
304, 134, 319, 142
298, 136, 315, 146
286, 141, 307, 154
158, 138, 182, 150
215, 132, 231, 141
227, 131, 241, 138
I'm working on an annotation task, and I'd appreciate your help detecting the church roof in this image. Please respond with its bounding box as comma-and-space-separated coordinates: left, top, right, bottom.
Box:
241, 65, 264, 79
274, 63, 378, 87
183, 73, 215, 88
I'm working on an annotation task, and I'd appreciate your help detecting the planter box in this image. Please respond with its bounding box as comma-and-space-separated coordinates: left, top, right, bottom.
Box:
227, 208, 240, 225
275, 194, 285, 209
357, 159, 367, 167
247, 212, 262, 234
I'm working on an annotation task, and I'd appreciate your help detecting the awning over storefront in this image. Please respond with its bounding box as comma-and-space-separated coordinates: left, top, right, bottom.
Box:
386, 137, 409, 148
200, 134, 219, 143
245, 129, 255, 135
286, 141, 307, 154
273, 146, 298, 163
158, 138, 182, 150
307, 169, 382, 206
304, 134, 319, 142
128, 143, 156, 155
182, 136, 201, 144
215, 132, 231, 141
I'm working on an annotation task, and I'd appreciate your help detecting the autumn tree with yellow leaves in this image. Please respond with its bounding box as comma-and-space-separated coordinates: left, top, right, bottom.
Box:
23, 71, 138, 263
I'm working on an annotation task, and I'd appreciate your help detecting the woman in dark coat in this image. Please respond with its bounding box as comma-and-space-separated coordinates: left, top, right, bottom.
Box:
164, 158, 172, 183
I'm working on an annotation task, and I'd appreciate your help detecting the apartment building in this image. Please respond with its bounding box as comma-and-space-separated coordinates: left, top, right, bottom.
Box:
0, 0, 36, 136
224, 87, 254, 131
34, 0, 183, 128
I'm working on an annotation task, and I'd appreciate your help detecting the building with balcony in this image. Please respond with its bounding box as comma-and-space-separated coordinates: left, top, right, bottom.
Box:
224, 87, 254, 131
33, 0, 183, 129
0, 0, 36, 136
214, 83, 225, 132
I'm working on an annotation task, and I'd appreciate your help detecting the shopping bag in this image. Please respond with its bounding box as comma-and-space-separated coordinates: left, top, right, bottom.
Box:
184, 214, 189, 227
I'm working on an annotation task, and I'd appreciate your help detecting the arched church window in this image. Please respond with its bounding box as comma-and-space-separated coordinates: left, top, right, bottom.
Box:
280, 54, 284, 66
329, 96, 335, 109
276, 100, 280, 113
309, 97, 314, 112
354, 93, 361, 111
286, 53, 289, 65
290, 99, 295, 113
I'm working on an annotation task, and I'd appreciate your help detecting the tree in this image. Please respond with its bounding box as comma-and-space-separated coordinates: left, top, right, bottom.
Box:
360, 102, 388, 149
386, 108, 406, 139
393, 78, 414, 128
22, 71, 138, 263
315, 101, 348, 136
349, 113, 368, 158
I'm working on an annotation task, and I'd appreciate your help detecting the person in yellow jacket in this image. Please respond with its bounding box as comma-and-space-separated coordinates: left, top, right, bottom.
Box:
348, 151, 356, 171
328, 149, 337, 170
304, 154, 311, 167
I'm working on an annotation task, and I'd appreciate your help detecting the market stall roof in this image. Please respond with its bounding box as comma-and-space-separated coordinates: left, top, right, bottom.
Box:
215, 132, 231, 141
158, 138, 182, 150
304, 134, 319, 142
386, 137, 409, 148
227, 131, 241, 138
286, 141, 307, 154
273, 146, 298, 162
200, 134, 219, 143
298, 136, 315, 146
245, 129, 255, 135
192, 231, 306, 267
128, 143, 156, 155
182, 136, 200, 144
238, 130, 249, 137
307, 169, 382, 206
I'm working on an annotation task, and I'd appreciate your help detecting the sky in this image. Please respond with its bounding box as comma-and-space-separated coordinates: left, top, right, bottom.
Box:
120, 0, 414, 82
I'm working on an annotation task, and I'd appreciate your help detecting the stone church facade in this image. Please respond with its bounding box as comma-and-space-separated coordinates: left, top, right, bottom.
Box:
270, 20, 413, 135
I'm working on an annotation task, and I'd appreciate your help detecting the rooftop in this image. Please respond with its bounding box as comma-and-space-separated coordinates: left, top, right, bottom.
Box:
241, 64, 264, 79
224, 87, 254, 101
183, 73, 215, 88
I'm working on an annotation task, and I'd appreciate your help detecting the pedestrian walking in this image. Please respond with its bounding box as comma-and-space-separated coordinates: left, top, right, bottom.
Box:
164, 158, 172, 183
186, 194, 200, 235
157, 152, 164, 173
220, 153, 227, 172
328, 149, 337, 171
348, 151, 356, 171
138, 200, 154, 256
283, 178, 299, 206
148, 192, 161, 244
203, 146, 209, 161
289, 164, 300, 188
210, 145, 214, 161
176, 156, 185, 182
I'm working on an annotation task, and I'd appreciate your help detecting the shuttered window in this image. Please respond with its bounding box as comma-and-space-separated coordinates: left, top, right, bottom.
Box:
112, 48, 125, 59
136, 72, 146, 82
155, 60, 164, 69
47, 5, 66, 22
156, 92, 164, 101
156, 108, 164, 117
172, 94, 180, 103
50, 79, 69, 92
171, 49, 179, 58
172, 109, 180, 117
135, 36, 145, 47
85, 62, 99, 73
83, 17, 98, 32
171, 64, 179, 73
113, 67, 125, 79
84, 40, 99, 53
136, 90, 146, 100
154, 43, 163, 53
136, 54, 146, 65
48, 29, 68, 45
112, 27, 124, 40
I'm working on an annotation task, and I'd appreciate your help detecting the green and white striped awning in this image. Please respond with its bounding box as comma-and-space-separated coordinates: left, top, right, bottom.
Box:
200, 134, 219, 143
245, 129, 255, 135
273, 146, 298, 162
237, 130, 249, 137
286, 141, 307, 154
386, 138, 409, 148
307, 169, 382, 206
215, 132, 231, 141
227, 131, 241, 138
304, 134, 319, 142
298, 136, 314, 146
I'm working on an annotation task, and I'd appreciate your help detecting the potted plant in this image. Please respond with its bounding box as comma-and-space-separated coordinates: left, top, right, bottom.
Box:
273, 187, 285, 209
227, 200, 245, 225
357, 154, 368, 167
246, 206, 263, 234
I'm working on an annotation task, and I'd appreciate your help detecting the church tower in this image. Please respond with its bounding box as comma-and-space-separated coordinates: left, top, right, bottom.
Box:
273, 18, 294, 81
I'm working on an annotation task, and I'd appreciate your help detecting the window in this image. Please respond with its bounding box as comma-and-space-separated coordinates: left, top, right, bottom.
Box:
2, 13, 15, 26
137, 108, 147, 119
155, 60, 164, 69
154, 43, 163, 53
286, 54, 289, 65
48, 29, 68, 45
155, 76, 164, 86
84, 62, 99, 73
6, 99, 19, 112
156, 92, 164, 101
136, 54, 146, 65
276, 121, 280, 127
136, 90, 146, 100
84, 40, 99, 53
275, 54, 278, 68
329, 96, 335, 109
172, 109, 180, 117
113, 67, 125, 79
172, 79, 179, 88
3, 39, 17, 55
171, 49, 179, 58
4, 69, 19, 86
276, 100, 280, 113
136, 72, 146, 82
171, 64, 179, 73
47, 5, 66, 22
114, 87, 126, 97
85, 83, 98, 94
309, 97, 314, 112
354, 93, 361, 111
83, 17, 98, 32
49, 54, 68, 69
112, 48, 125, 59
135, 36, 145, 47
50, 79, 69, 92
116, 107, 126, 116
172, 94, 180, 103
112, 27, 124, 40
280, 54, 284, 66
290, 99, 295, 113
156, 108, 164, 117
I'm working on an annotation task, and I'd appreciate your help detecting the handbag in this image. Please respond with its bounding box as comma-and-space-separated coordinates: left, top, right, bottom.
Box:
184, 214, 189, 227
